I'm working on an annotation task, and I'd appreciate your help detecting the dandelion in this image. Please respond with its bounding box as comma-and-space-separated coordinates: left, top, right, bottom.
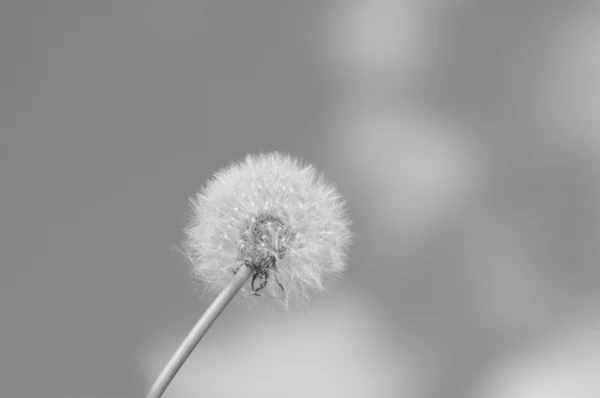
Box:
184, 151, 352, 307
146, 152, 352, 398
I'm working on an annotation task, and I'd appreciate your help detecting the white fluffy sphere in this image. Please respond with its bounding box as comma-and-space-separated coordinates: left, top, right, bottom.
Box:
184, 152, 352, 307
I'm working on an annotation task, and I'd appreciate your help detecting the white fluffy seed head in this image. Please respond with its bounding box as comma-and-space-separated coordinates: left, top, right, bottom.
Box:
183, 152, 352, 308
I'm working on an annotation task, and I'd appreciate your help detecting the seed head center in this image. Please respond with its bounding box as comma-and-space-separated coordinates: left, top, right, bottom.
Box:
238, 212, 293, 269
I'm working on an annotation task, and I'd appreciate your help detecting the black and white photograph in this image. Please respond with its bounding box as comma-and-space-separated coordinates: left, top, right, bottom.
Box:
2, 1, 600, 397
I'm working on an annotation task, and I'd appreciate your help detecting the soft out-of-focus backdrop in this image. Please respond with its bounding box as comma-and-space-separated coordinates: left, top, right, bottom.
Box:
2, 1, 600, 397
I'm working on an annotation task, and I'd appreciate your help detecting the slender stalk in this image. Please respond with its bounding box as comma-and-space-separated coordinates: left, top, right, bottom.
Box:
145, 265, 252, 398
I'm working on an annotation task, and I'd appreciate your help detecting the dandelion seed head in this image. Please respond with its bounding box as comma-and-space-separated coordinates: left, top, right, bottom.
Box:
183, 152, 352, 308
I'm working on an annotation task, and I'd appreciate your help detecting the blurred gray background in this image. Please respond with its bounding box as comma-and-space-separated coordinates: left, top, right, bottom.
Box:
2, 1, 600, 397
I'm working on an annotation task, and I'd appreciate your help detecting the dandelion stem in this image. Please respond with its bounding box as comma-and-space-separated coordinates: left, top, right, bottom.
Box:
145, 265, 252, 398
